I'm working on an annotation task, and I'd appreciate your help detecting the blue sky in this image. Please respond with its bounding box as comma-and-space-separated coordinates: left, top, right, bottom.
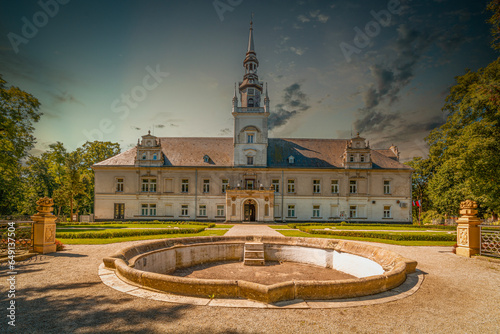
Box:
0, 0, 497, 160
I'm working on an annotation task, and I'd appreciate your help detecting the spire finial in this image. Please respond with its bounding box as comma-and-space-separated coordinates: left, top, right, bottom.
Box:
265, 82, 269, 98
233, 83, 238, 100
247, 14, 255, 53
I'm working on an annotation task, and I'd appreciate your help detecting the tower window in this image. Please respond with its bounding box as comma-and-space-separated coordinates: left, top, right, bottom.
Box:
248, 98, 254, 107
248, 88, 254, 95
247, 133, 254, 143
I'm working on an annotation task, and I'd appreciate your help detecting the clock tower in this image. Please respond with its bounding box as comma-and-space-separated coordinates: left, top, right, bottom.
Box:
232, 19, 270, 167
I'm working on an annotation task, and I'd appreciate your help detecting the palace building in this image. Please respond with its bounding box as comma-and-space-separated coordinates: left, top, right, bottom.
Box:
93, 22, 413, 223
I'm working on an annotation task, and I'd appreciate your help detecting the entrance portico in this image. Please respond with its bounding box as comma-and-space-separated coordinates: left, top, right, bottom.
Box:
225, 187, 275, 222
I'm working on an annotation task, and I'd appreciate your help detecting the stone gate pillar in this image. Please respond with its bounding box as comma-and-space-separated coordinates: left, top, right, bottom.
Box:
456, 200, 481, 258
31, 197, 57, 254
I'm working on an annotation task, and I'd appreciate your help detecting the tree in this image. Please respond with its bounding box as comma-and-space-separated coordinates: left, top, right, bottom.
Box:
0, 75, 41, 215
76, 141, 120, 214
488, 0, 500, 50
426, 59, 500, 216
53, 151, 85, 219
405, 157, 433, 223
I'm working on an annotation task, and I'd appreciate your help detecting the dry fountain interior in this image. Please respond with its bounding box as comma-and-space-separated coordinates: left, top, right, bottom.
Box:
102, 236, 417, 304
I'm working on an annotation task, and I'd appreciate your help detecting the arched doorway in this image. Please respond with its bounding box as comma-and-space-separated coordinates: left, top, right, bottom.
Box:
243, 199, 257, 222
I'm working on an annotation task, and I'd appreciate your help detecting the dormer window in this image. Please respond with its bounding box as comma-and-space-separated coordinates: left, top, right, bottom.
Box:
203, 155, 210, 163
288, 155, 295, 164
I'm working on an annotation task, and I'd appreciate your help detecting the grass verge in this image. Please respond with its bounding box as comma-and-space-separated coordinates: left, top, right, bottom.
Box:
58, 229, 227, 245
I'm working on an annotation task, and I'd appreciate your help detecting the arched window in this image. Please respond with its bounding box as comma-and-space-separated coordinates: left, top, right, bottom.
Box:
288, 155, 295, 164
248, 98, 254, 107
153, 153, 157, 160
142, 153, 147, 160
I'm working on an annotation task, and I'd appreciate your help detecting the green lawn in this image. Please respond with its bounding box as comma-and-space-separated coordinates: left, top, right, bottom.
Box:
268, 225, 293, 229
213, 224, 234, 228
58, 229, 227, 245
278, 230, 456, 246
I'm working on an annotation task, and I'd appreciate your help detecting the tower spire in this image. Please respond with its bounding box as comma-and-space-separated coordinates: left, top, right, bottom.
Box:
248, 13, 255, 53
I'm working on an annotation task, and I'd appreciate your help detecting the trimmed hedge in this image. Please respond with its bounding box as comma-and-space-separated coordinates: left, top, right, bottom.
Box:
299, 227, 456, 241
56, 227, 205, 239
288, 222, 456, 231
58, 221, 216, 228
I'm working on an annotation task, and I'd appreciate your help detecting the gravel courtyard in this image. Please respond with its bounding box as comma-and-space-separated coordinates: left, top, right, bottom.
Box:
2, 240, 499, 333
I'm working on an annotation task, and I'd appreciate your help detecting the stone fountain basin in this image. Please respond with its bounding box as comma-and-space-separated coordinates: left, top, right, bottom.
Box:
102, 236, 417, 304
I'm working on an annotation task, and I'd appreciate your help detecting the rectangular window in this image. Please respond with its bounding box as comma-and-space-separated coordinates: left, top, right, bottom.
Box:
287, 180, 295, 193
349, 180, 357, 194
116, 178, 123, 192
313, 205, 320, 218
181, 205, 189, 216
272, 179, 280, 193
331, 180, 339, 193
246, 179, 254, 190
217, 205, 225, 217
384, 180, 391, 194
383, 206, 391, 218
199, 205, 207, 216
349, 205, 357, 218
248, 88, 254, 95
349, 154, 354, 162
203, 179, 210, 193
313, 180, 321, 193
164, 178, 173, 192
222, 179, 229, 193
181, 179, 189, 193
287, 205, 296, 217
247, 133, 254, 143
141, 204, 156, 216
247, 156, 254, 165
360, 155, 365, 162
141, 179, 156, 192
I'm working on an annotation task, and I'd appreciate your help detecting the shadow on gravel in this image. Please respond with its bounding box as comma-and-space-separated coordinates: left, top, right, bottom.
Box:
6, 281, 194, 333
46, 252, 88, 258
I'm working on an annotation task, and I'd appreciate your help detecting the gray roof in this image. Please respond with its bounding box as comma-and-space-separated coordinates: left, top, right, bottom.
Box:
94, 137, 411, 170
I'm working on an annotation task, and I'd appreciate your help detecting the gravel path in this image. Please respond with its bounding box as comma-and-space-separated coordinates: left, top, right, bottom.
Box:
224, 225, 283, 237
1, 240, 499, 333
